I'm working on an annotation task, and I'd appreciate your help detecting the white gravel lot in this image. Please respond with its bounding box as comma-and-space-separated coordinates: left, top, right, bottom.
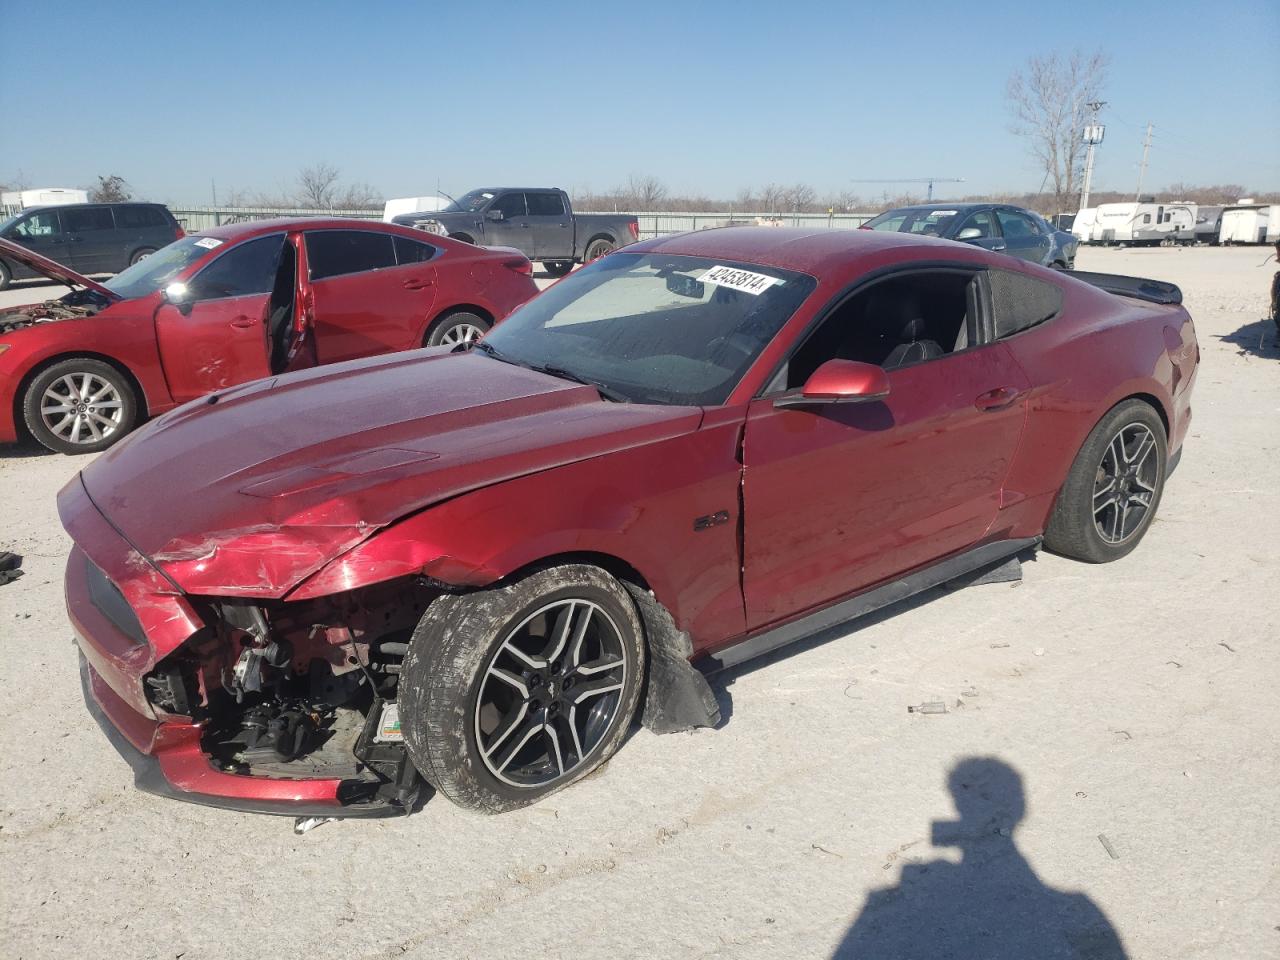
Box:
0, 246, 1277, 960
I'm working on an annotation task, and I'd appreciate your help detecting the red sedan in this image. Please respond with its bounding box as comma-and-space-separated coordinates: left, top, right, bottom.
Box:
0, 219, 537, 453
60, 227, 1197, 819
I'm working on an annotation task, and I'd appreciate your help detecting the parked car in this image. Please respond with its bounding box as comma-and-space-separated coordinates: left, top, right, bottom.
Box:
61, 226, 1198, 819
393, 187, 639, 277
0, 202, 184, 288
861, 203, 1077, 268
0, 219, 537, 453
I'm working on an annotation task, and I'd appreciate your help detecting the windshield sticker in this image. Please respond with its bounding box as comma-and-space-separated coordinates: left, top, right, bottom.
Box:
699, 265, 782, 296
929, 210, 958, 217
193, 237, 223, 250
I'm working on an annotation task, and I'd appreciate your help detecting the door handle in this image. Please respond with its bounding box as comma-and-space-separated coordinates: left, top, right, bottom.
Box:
403, 278, 434, 290
230, 316, 256, 329
521, 223, 530, 228
974, 386, 1023, 411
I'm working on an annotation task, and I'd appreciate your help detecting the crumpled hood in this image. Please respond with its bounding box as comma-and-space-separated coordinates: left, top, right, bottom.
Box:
0, 237, 120, 300
78, 350, 701, 598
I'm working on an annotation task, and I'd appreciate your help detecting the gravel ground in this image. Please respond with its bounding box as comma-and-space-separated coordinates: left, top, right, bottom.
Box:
1, 246, 1277, 960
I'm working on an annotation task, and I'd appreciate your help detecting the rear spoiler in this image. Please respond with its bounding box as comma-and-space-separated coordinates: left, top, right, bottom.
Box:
1066, 270, 1183, 305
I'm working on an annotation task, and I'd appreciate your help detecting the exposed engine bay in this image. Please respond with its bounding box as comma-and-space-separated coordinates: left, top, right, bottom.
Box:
0, 292, 102, 333
144, 578, 441, 812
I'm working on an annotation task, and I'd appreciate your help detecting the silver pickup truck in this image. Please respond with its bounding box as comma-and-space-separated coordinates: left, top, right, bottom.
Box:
393, 188, 639, 276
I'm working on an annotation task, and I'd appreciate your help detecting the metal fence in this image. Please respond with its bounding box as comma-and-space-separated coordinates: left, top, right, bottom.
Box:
169, 206, 383, 231
167, 206, 875, 239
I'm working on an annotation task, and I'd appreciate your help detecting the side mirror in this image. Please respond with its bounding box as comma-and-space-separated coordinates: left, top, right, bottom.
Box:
774, 359, 890, 409
956, 227, 983, 241
485, 208, 505, 222
162, 282, 194, 316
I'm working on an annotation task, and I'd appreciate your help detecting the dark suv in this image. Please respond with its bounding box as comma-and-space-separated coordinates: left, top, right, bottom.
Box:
0, 202, 183, 289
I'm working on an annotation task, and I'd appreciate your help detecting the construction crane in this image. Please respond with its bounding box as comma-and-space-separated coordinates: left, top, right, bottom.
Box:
850, 177, 965, 203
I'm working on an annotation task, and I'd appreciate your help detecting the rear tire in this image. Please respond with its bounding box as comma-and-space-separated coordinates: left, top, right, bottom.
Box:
426, 311, 490, 347
129, 247, 156, 266
1044, 399, 1167, 563
400, 564, 646, 813
542, 260, 573, 278
22, 358, 139, 455
583, 238, 615, 262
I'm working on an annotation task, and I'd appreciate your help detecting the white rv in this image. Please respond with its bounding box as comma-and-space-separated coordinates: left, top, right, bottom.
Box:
1071, 207, 1098, 244
1219, 204, 1276, 244
1090, 201, 1198, 245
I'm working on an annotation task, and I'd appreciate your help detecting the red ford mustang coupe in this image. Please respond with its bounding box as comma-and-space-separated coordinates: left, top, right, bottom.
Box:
0, 220, 537, 453
60, 227, 1198, 820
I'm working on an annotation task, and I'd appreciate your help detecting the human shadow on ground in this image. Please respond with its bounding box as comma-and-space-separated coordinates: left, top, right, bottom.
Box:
834, 757, 1127, 960
1217, 317, 1280, 359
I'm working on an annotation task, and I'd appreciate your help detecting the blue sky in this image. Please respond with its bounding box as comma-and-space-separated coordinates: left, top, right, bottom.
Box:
2, 0, 1277, 204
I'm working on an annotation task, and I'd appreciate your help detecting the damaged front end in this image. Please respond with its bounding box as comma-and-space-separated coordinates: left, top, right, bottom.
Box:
170, 579, 436, 813
66, 493, 443, 817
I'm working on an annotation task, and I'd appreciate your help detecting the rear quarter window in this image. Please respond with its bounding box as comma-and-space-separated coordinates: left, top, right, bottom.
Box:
989, 269, 1062, 339
114, 205, 170, 229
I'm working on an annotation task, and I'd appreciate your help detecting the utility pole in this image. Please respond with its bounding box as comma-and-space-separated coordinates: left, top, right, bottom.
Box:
1135, 122, 1154, 200
1079, 100, 1106, 212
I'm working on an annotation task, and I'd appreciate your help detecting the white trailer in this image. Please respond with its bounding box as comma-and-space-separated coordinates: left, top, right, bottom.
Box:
382, 196, 448, 222
1219, 205, 1276, 244
1091, 201, 1197, 245
1071, 207, 1098, 244
0, 187, 89, 210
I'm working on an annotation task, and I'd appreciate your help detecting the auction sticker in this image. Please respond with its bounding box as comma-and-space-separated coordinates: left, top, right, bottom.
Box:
699, 265, 782, 295
193, 237, 224, 250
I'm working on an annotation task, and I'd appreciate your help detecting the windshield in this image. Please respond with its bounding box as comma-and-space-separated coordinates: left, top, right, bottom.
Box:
443, 189, 496, 213
864, 208, 961, 237
479, 253, 816, 406
102, 235, 219, 299
0, 215, 19, 234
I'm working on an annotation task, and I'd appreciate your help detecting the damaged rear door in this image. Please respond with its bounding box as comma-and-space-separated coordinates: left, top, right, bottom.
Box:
154, 234, 286, 402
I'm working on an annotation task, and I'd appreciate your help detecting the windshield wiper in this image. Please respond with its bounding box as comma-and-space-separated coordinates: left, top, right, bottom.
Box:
473, 343, 629, 403
471, 340, 519, 364
528, 363, 631, 403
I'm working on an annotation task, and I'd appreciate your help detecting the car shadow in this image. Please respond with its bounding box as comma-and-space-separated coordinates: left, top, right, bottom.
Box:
833, 757, 1128, 959
707, 549, 1037, 727
1217, 317, 1280, 359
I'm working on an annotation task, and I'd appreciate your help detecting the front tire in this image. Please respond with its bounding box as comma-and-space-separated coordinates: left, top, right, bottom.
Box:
542, 260, 573, 278
22, 358, 139, 454
426, 311, 490, 347
1044, 399, 1167, 563
400, 564, 646, 813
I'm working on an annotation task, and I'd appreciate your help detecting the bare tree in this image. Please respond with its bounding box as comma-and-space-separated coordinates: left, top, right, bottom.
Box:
783, 183, 817, 211
89, 175, 133, 203
296, 163, 341, 208
624, 174, 668, 209
1007, 50, 1108, 213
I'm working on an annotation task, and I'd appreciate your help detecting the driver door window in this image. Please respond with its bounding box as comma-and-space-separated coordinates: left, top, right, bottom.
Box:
188, 235, 285, 300
780, 270, 977, 390
12, 210, 63, 240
